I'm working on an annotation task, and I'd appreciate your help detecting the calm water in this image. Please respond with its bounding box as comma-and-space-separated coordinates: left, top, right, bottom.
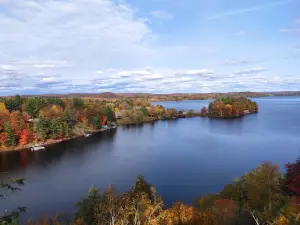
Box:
1, 97, 300, 221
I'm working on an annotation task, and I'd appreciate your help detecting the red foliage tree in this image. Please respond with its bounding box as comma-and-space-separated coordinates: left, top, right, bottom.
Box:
101, 115, 107, 125
0, 132, 7, 147
212, 199, 238, 218
19, 128, 33, 145
283, 159, 300, 200
200, 107, 207, 116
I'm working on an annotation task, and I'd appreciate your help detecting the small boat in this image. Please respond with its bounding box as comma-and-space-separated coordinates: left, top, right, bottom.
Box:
84, 133, 91, 137
30, 144, 45, 151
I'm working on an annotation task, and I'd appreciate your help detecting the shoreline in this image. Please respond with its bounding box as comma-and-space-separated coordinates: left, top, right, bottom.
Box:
0, 127, 117, 153
0, 111, 257, 153
0, 115, 200, 153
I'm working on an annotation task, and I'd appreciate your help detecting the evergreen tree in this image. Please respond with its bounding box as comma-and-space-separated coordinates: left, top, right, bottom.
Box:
46, 97, 65, 108
49, 119, 60, 139
92, 117, 102, 129
140, 106, 148, 116
35, 117, 51, 141
4, 95, 21, 113
14, 95, 21, 109
105, 106, 114, 122
72, 98, 84, 110
4, 99, 17, 113
25, 97, 46, 118
75, 186, 102, 225
4, 122, 17, 147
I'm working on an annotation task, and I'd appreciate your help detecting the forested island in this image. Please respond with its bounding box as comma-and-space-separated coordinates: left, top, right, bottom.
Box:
1, 158, 299, 225
207, 97, 258, 118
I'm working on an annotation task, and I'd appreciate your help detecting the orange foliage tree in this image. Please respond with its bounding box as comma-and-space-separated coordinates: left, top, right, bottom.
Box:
19, 129, 33, 145
40, 105, 64, 120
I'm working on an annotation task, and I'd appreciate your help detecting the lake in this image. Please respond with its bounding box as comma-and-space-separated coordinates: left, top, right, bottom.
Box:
1, 97, 300, 221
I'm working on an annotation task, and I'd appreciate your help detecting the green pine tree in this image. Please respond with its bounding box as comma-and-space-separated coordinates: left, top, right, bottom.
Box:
105, 106, 114, 122
35, 117, 51, 141
75, 186, 102, 225
140, 106, 148, 116
4, 122, 17, 147
25, 97, 46, 118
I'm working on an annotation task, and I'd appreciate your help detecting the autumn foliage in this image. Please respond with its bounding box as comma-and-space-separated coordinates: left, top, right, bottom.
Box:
208, 97, 258, 118
19, 129, 33, 145
282, 158, 300, 200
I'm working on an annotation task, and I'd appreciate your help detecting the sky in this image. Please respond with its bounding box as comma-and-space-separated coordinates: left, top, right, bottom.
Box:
0, 0, 299, 95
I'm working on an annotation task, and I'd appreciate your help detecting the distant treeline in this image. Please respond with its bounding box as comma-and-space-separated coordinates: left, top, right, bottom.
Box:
8, 91, 300, 101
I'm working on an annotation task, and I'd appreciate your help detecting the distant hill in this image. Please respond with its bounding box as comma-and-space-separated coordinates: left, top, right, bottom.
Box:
3, 91, 300, 100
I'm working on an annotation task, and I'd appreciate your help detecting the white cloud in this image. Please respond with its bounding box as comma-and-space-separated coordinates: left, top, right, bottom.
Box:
179, 69, 215, 76
234, 67, 267, 75
222, 60, 249, 66
296, 18, 300, 24
0, 0, 154, 70
0, 64, 19, 70
0, 0, 299, 94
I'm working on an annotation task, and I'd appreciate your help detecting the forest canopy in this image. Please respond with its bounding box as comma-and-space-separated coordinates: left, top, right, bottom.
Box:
208, 97, 258, 118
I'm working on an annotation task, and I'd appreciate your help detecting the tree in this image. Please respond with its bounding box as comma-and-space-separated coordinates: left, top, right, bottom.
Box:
94, 185, 125, 225
140, 106, 148, 117
46, 97, 65, 108
39, 105, 64, 120
75, 186, 101, 225
3, 95, 21, 113
0, 178, 25, 224
35, 117, 51, 141
9, 111, 26, 132
282, 158, 300, 197
0, 133, 7, 148
166, 201, 197, 225
92, 117, 102, 130
196, 194, 219, 212
212, 199, 238, 224
72, 98, 84, 110
130, 176, 163, 224
200, 107, 207, 116
220, 163, 288, 224
4, 122, 17, 147
19, 129, 33, 145
105, 106, 114, 122
25, 97, 46, 118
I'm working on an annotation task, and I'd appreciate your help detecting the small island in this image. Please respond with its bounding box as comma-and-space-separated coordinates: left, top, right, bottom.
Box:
206, 96, 258, 118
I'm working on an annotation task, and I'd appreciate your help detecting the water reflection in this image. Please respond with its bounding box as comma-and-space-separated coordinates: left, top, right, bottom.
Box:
0, 130, 117, 174
208, 117, 245, 135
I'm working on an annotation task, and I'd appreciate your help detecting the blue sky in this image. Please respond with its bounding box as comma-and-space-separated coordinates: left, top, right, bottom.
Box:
0, 0, 299, 94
